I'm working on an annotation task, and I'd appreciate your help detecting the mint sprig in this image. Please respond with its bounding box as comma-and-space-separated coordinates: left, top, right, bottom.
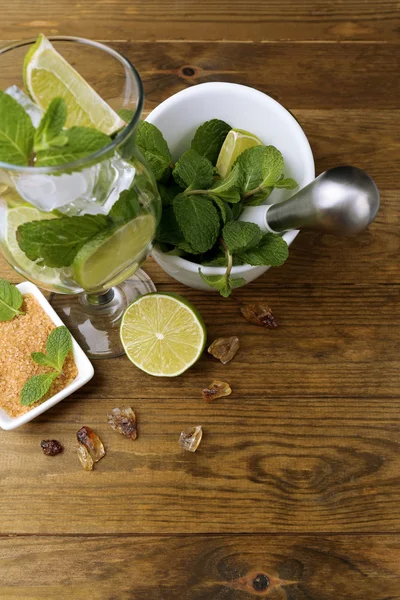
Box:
172, 149, 215, 191
173, 193, 220, 253
0, 90, 34, 166
34, 98, 67, 152
136, 121, 172, 181
190, 119, 231, 164
21, 326, 73, 406
0, 278, 25, 321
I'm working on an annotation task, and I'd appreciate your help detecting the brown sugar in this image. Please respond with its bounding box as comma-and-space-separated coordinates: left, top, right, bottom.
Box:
0, 294, 78, 418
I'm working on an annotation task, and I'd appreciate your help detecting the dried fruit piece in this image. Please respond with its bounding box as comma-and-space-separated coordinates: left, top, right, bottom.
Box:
179, 425, 203, 452
208, 336, 239, 364
107, 407, 137, 440
202, 380, 232, 403
241, 302, 277, 328
76, 426, 105, 463
40, 439, 63, 456
77, 443, 94, 471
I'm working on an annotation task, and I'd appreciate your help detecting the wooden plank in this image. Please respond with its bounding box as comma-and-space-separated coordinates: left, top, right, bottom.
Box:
1, 393, 400, 534
0, 0, 399, 42
114, 41, 400, 111
1, 534, 400, 599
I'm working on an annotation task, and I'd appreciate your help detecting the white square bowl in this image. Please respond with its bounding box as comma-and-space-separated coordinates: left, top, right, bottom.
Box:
0, 281, 94, 430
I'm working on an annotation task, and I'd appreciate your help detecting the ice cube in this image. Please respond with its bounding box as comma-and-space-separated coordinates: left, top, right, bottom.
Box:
5, 85, 43, 127
13, 168, 101, 212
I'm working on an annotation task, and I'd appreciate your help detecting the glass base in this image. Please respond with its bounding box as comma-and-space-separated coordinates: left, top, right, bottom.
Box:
49, 269, 156, 359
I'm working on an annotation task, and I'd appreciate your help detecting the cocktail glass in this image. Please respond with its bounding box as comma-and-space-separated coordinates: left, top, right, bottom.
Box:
0, 37, 161, 358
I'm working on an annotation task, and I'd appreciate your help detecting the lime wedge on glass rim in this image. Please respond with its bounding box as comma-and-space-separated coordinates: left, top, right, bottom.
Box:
120, 293, 206, 377
4, 206, 62, 286
216, 128, 263, 178
23, 34, 125, 135
72, 213, 156, 292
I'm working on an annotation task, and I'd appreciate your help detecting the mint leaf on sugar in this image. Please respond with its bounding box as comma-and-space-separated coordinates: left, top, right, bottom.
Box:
157, 207, 185, 245
0, 90, 34, 166
17, 214, 109, 268
45, 326, 72, 373
34, 98, 67, 152
191, 119, 231, 164
222, 221, 263, 253
31, 352, 59, 371
172, 149, 214, 192
236, 145, 284, 195
0, 278, 24, 321
275, 176, 298, 189
199, 269, 246, 298
136, 121, 172, 181
35, 127, 111, 167
20, 372, 59, 406
109, 189, 140, 224
173, 193, 220, 253
236, 233, 289, 267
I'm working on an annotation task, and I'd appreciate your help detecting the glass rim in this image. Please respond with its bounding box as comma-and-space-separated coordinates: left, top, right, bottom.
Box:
0, 35, 144, 174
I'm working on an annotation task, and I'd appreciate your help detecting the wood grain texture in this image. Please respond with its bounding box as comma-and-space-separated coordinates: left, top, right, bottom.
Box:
0, 0, 399, 42
1, 534, 400, 599
1, 1, 400, 596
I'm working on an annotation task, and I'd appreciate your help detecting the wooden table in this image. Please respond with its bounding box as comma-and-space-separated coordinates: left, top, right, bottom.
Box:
1, 2, 399, 598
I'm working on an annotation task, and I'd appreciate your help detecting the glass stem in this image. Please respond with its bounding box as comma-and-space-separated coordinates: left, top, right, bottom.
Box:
84, 288, 115, 307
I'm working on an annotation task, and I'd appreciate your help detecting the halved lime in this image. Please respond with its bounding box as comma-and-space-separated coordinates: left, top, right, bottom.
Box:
24, 34, 125, 135
72, 213, 156, 292
120, 293, 206, 377
216, 128, 263, 178
4, 206, 61, 286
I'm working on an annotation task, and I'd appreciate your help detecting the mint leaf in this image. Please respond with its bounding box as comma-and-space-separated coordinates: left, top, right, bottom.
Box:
172, 149, 214, 191
0, 278, 24, 321
109, 189, 140, 224
46, 326, 72, 372
177, 240, 201, 254
158, 182, 183, 207
157, 206, 185, 245
212, 197, 233, 225
236, 145, 284, 194
34, 98, 67, 152
191, 119, 231, 164
201, 253, 227, 267
209, 164, 240, 195
31, 352, 59, 371
118, 108, 134, 123
222, 221, 263, 253
35, 127, 111, 167
0, 90, 34, 166
20, 372, 59, 406
211, 188, 241, 203
136, 121, 172, 181
199, 269, 245, 297
231, 201, 244, 221
17, 214, 109, 267
243, 188, 273, 206
236, 233, 289, 266
173, 193, 220, 253
275, 176, 298, 189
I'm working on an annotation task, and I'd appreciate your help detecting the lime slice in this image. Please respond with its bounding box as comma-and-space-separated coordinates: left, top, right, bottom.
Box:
72, 213, 156, 292
120, 293, 207, 377
216, 128, 263, 178
4, 206, 61, 286
24, 34, 125, 135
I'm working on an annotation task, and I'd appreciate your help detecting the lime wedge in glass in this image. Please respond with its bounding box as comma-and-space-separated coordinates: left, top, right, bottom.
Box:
120, 292, 207, 377
72, 213, 156, 292
24, 34, 125, 135
4, 206, 62, 286
216, 128, 263, 178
